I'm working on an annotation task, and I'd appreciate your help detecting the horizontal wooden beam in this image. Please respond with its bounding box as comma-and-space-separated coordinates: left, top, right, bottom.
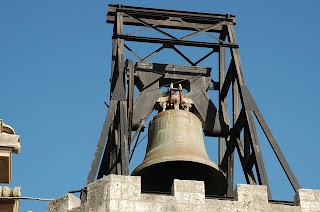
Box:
115, 34, 239, 49
108, 4, 236, 25
107, 16, 226, 33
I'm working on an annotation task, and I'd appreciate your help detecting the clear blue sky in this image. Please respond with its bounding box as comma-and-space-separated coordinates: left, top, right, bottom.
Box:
1, 0, 320, 211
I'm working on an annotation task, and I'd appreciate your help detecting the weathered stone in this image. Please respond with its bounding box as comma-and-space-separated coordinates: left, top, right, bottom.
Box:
2, 186, 12, 197
141, 193, 174, 203
86, 178, 110, 211
12, 187, 21, 197
172, 179, 205, 194
48, 194, 80, 212
121, 182, 141, 200
47, 175, 320, 212
172, 179, 205, 204
119, 199, 135, 211
296, 189, 320, 212
0, 120, 21, 154
109, 199, 119, 211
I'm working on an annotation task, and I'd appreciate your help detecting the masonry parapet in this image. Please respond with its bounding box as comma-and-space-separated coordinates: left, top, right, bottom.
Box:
48, 174, 320, 212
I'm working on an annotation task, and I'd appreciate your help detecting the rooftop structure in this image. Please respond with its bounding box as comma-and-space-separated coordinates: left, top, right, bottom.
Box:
0, 120, 21, 212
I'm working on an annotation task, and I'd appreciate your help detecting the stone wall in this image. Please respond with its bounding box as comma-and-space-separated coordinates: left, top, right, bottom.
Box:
48, 175, 320, 212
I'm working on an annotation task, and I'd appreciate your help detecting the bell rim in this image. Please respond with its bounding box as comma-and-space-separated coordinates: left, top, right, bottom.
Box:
132, 155, 222, 177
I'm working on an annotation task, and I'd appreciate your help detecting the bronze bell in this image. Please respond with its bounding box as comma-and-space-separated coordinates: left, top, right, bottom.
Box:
132, 109, 227, 196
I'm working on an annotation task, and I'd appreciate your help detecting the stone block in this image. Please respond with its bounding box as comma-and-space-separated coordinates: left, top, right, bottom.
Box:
107, 174, 141, 184
109, 199, 119, 211
86, 178, 109, 211
135, 201, 178, 212
107, 180, 122, 200
48, 194, 80, 212
141, 193, 174, 203
69, 204, 86, 212
172, 179, 205, 204
102, 174, 141, 201
138, 193, 176, 211
119, 199, 135, 211
134, 201, 163, 212
296, 189, 320, 202
176, 203, 207, 212
86, 175, 122, 201
121, 181, 141, 200
172, 179, 205, 194
174, 192, 205, 204
296, 189, 320, 211
234, 184, 269, 205
205, 198, 238, 211
269, 203, 300, 212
